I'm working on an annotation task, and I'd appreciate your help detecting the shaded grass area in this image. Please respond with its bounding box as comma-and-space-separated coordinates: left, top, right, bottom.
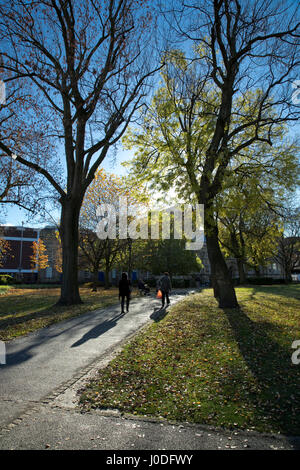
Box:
80, 285, 300, 435
0, 287, 127, 341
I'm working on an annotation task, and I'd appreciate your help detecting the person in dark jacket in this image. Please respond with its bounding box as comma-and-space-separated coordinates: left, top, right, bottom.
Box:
157, 272, 172, 308
119, 272, 131, 313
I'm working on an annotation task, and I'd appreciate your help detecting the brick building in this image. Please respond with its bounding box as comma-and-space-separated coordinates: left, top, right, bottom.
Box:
0, 225, 62, 283
0, 224, 289, 285
0, 225, 40, 282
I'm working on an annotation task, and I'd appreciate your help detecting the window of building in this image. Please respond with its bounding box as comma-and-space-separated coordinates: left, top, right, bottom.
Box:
45, 267, 52, 279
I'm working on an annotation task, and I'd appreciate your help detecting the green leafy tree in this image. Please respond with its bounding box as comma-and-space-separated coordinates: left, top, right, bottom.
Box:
274, 207, 300, 282
79, 168, 148, 289
131, 212, 203, 276
123, 16, 300, 308
133, 238, 203, 276
216, 154, 297, 282
218, 208, 283, 283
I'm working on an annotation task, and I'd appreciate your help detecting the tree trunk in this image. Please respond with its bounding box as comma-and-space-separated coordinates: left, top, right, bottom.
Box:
205, 212, 239, 309
237, 258, 246, 284
92, 268, 98, 292
104, 263, 110, 289
57, 198, 82, 305
127, 238, 132, 280
284, 267, 292, 283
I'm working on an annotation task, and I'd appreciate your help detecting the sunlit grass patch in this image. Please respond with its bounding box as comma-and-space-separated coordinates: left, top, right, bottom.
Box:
0, 285, 12, 295
0, 286, 127, 341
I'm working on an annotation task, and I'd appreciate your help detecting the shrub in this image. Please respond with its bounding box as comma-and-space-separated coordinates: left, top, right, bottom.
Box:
0, 274, 14, 285
246, 277, 286, 285
172, 278, 185, 288
145, 278, 157, 288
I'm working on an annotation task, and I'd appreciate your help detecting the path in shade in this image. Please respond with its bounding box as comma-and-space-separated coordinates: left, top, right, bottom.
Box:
0, 290, 299, 451
0, 292, 185, 431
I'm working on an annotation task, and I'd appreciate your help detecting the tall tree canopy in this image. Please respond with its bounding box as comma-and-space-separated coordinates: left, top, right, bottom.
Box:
0, 0, 159, 304
0, 66, 58, 214
274, 207, 300, 281
124, 0, 300, 307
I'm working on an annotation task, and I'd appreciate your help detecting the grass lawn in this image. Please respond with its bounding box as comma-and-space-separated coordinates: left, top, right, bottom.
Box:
0, 286, 131, 341
79, 284, 300, 435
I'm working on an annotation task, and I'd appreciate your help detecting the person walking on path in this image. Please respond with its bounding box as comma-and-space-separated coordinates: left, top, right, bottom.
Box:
119, 272, 131, 313
157, 272, 172, 309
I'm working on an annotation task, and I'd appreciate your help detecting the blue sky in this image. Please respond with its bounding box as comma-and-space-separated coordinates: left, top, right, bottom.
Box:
1, 0, 299, 228
3, 122, 299, 228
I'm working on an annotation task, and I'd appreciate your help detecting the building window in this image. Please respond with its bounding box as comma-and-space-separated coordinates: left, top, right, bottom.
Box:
45, 267, 52, 279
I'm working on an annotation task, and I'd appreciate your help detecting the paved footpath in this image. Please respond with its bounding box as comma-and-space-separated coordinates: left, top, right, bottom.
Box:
0, 291, 299, 451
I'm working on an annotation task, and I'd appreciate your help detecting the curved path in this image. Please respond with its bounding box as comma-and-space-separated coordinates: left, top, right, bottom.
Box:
0, 292, 185, 432
0, 291, 299, 450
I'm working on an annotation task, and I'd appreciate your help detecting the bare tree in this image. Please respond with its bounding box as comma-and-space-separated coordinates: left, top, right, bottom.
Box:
0, 69, 59, 214
0, 0, 159, 304
78, 228, 127, 291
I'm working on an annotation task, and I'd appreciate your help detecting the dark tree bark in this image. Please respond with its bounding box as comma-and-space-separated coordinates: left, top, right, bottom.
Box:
204, 207, 238, 308
254, 266, 260, 278
91, 269, 99, 292
237, 258, 246, 285
127, 238, 133, 280
78, 228, 106, 293
58, 198, 82, 305
105, 265, 110, 289
158, 0, 300, 308
103, 239, 121, 289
